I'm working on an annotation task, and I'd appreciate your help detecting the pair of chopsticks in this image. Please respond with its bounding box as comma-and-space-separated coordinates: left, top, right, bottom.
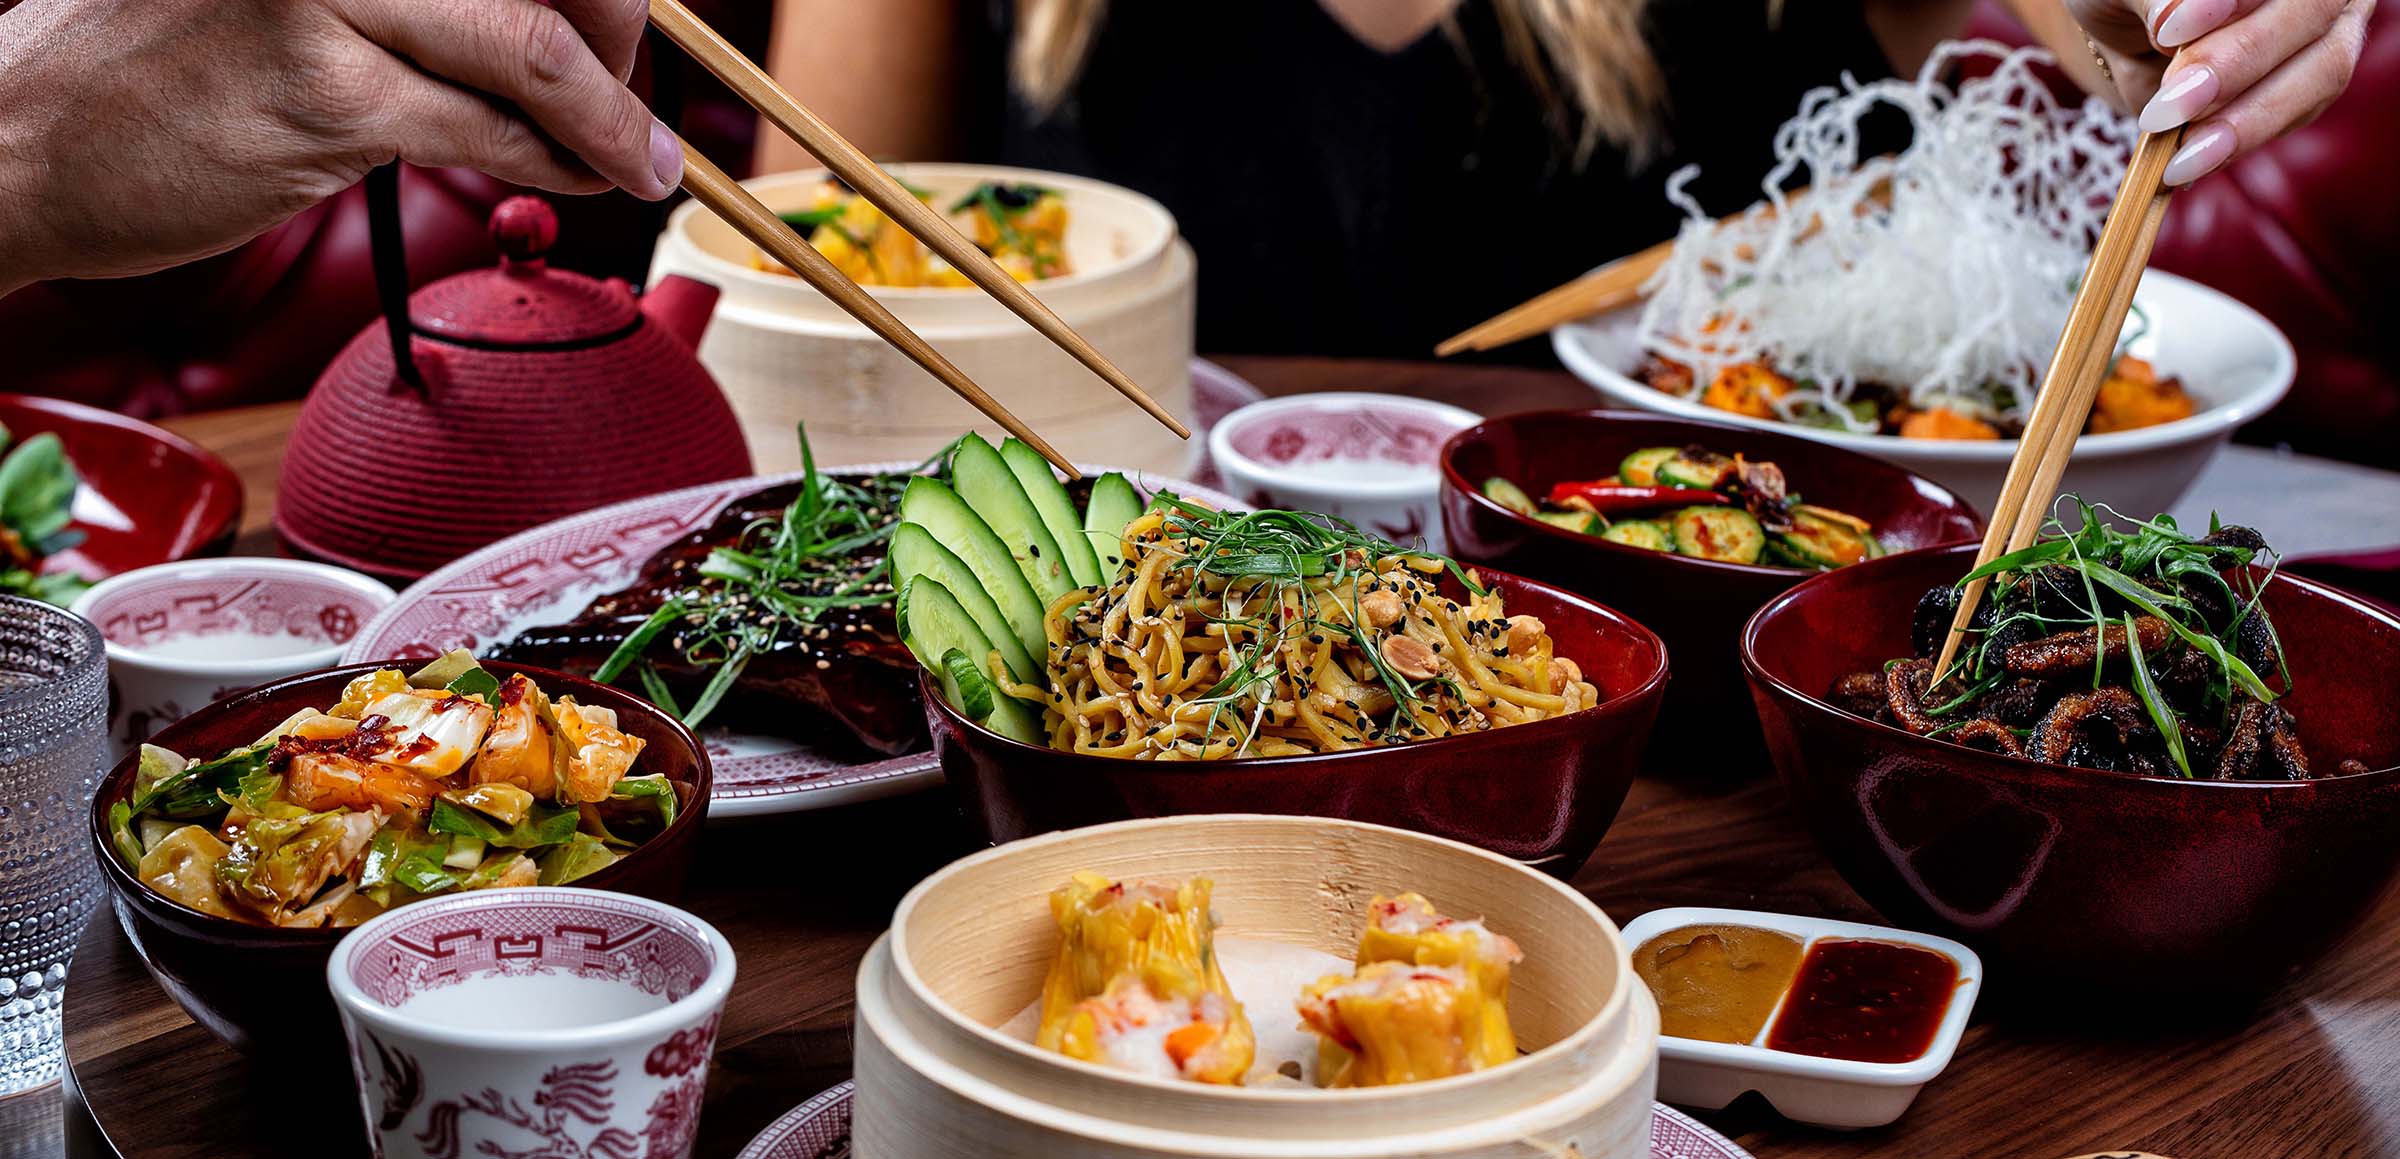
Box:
1928, 127, 2187, 685
645, 0, 1188, 479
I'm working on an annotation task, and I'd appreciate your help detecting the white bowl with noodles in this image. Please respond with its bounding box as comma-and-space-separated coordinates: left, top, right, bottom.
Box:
852, 814, 1661, 1159
1553, 268, 2294, 518
649, 164, 1196, 477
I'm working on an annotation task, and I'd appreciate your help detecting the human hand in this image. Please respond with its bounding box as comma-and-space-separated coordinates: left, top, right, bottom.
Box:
2068, 0, 2375, 184
0, 0, 679, 292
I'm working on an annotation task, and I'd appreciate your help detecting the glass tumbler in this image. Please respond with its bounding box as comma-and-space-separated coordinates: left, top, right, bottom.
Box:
0, 596, 107, 1095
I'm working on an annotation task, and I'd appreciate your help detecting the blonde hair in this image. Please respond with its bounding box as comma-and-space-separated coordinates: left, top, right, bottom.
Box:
1012, 0, 1670, 166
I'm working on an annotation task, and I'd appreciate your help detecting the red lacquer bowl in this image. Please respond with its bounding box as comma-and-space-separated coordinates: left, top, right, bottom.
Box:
1743, 543, 2400, 998
88, 662, 712, 1059
0, 394, 242, 578
1441, 410, 1984, 761
925, 569, 1668, 876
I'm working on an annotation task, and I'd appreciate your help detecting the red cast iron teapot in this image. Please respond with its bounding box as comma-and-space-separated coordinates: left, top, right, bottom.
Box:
277, 181, 752, 582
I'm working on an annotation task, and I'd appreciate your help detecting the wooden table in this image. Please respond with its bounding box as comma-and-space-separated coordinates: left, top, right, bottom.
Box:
59, 359, 2400, 1159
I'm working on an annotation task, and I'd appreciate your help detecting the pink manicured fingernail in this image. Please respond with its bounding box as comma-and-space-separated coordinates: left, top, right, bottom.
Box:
2153, 0, 2234, 47
2162, 123, 2235, 185
2139, 65, 2218, 133
648, 119, 683, 196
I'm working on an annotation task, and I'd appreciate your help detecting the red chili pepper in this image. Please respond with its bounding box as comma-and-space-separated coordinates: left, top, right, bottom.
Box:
1544, 481, 1728, 512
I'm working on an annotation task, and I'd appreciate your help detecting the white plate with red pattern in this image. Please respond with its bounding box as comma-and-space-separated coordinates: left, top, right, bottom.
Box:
735, 1082, 1757, 1159
344, 362, 1257, 818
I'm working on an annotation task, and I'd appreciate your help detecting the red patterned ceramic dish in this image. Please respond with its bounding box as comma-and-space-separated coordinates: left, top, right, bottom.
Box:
89, 662, 710, 1058
328, 887, 736, 1159
346, 464, 1239, 817
71, 557, 395, 757
736, 1082, 1754, 1159
1744, 543, 2400, 998
0, 393, 243, 581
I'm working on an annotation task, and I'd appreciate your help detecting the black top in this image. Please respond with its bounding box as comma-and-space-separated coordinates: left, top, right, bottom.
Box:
967, 0, 1898, 357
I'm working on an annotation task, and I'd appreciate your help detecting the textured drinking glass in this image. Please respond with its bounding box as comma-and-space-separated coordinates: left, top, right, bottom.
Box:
0, 596, 107, 1095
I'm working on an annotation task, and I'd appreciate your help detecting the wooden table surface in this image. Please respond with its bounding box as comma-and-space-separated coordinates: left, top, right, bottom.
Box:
59, 358, 2400, 1159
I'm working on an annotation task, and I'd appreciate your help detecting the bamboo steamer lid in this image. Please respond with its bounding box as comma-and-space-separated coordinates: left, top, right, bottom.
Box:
853, 815, 1660, 1158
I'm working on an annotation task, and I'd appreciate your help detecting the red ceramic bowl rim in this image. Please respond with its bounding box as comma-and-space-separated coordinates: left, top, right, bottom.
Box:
1739, 540, 2400, 787
1437, 407, 1986, 580
0, 392, 244, 559
922, 566, 1670, 766
87, 660, 715, 939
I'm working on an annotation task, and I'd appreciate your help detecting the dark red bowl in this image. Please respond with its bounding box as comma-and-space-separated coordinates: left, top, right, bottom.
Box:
0, 394, 243, 578
1744, 542, 2400, 998
926, 569, 1668, 875
1441, 409, 1985, 760
87, 661, 712, 1057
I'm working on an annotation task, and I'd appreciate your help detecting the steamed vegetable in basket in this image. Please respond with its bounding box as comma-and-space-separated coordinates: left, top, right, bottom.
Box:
105, 653, 679, 929
1827, 501, 2375, 780
1482, 443, 1879, 568
752, 178, 1070, 286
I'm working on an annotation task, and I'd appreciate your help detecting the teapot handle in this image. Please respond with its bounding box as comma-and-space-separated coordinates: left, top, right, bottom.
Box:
365, 163, 426, 393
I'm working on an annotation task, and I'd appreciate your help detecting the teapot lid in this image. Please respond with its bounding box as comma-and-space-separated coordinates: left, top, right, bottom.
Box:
408, 197, 641, 346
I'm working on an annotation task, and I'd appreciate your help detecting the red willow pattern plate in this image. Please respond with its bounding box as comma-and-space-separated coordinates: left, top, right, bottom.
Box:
345, 462, 1241, 817
735, 1082, 1757, 1159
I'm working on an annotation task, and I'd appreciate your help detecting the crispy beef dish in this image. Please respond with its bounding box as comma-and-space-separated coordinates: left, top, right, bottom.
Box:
1829, 503, 2374, 781
493, 472, 924, 758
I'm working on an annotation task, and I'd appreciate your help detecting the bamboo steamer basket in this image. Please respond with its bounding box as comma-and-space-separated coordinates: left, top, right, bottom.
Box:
853, 814, 1660, 1158
648, 164, 1196, 476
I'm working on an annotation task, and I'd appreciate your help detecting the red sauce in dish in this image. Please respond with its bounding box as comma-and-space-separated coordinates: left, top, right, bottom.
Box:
1764, 938, 1957, 1063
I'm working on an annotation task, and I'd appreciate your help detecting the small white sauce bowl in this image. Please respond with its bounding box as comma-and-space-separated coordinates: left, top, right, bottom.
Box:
327, 888, 737, 1159
70, 557, 395, 759
1620, 905, 1984, 1130
1208, 393, 1481, 551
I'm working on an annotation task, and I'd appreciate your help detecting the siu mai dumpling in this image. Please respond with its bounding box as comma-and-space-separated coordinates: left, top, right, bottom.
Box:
1053, 969, 1251, 1084
1354, 893, 1521, 1062
1298, 962, 1501, 1088
1035, 872, 1255, 1083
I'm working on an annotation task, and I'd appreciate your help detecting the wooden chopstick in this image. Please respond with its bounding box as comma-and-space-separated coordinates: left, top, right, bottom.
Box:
675, 137, 1083, 479
1927, 129, 2186, 685
647, 0, 1189, 442
1435, 181, 1858, 357
1434, 242, 1672, 357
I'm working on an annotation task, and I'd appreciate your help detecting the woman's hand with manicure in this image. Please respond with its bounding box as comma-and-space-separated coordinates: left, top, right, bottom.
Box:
2066, 0, 2375, 185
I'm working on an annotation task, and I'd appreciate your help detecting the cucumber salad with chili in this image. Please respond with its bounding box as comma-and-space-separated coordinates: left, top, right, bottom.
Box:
1480, 445, 1880, 569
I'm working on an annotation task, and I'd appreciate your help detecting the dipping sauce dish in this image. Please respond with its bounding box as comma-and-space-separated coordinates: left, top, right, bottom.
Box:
1620, 906, 1982, 1129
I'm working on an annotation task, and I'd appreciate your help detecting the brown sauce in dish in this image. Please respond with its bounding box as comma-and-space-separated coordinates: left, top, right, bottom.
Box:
1633, 924, 1806, 1044
1765, 938, 1957, 1063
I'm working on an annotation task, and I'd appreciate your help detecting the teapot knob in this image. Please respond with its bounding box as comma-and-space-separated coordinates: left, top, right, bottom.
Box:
490, 196, 559, 267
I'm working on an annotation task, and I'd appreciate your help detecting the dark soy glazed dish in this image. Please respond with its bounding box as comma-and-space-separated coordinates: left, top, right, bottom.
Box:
925, 568, 1668, 875
88, 662, 710, 1058
1442, 409, 1982, 759
1745, 542, 2400, 997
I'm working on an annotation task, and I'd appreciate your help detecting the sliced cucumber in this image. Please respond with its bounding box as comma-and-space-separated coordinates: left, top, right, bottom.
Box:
898, 577, 1045, 744
938, 648, 996, 719
1669, 506, 1765, 564
1772, 507, 1877, 569
951, 433, 1074, 604
1655, 450, 1734, 491
899, 476, 1047, 662
890, 521, 1042, 685
1599, 520, 1672, 552
1617, 447, 1680, 488
1081, 472, 1144, 576
999, 438, 1101, 587
1481, 477, 1537, 517
1533, 510, 1600, 535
